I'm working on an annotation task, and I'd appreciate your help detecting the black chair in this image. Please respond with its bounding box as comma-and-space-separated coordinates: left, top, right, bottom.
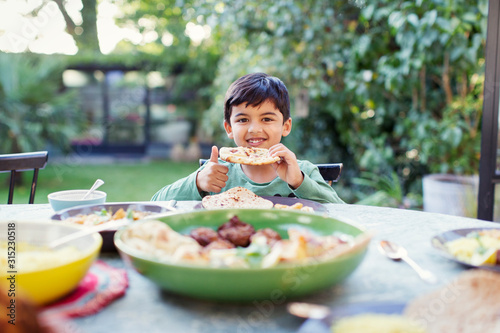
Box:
0, 151, 49, 204
199, 159, 343, 184
315, 163, 343, 185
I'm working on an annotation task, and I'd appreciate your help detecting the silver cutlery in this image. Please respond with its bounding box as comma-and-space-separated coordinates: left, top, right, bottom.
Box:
287, 302, 331, 320
82, 179, 104, 199
379, 240, 438, 284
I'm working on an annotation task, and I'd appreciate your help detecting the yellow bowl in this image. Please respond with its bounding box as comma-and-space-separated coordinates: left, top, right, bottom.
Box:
0, 221, 102, 306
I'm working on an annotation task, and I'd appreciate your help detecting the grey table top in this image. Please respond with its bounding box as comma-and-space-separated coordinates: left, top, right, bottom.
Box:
1, 202, 498, 333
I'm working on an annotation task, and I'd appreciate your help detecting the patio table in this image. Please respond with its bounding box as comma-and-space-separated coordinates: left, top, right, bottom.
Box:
0, 202, 498, 333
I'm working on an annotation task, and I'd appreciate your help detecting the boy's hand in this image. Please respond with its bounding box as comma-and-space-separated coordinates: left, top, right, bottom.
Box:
269, 144, 304, 189
196, 146, 229, 194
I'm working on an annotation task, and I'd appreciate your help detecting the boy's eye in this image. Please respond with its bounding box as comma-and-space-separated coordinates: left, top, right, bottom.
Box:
235, 118, 248, 123
262, 117, 275, 122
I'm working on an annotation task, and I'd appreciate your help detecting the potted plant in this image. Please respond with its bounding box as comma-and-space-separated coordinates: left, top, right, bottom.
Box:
417, 84, 483, 217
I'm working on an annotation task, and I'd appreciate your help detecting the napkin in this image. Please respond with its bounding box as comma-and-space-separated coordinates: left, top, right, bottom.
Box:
41, 260, 128, 319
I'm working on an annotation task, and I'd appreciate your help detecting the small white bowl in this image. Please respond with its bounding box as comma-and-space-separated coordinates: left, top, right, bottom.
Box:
48, 190, 107, 212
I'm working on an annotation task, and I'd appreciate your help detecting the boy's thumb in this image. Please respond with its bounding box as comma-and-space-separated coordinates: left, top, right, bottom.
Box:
209, 146, 219, 163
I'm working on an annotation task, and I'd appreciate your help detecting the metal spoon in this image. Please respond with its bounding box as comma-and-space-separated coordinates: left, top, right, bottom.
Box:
378, 240, 438, 284
82, 179, 104, 199
48, 219, 128, 249
287, 302, 331, 320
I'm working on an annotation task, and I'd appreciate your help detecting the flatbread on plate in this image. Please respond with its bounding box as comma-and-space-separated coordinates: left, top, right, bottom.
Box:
202, 187, 274, 209
404, 269, 500, 333
219, 147, 280, 165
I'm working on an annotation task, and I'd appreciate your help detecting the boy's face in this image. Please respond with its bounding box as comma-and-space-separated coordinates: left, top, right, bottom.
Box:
224, 100, 292, 149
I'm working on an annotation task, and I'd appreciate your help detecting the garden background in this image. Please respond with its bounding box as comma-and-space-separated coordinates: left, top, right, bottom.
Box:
0, 0, 489, 215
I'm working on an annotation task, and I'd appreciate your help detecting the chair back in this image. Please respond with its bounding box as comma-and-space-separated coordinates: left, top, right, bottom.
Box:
198, 159, 342, 184
315, 163, 343, 185
0, 151, 49, 204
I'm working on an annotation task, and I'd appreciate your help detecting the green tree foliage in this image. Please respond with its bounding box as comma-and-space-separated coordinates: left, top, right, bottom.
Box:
53, 0, 100, 53
0, 53, 84, 154
2, 1, 484, 205
190, 0, 486, 198
111, 0, 221, 114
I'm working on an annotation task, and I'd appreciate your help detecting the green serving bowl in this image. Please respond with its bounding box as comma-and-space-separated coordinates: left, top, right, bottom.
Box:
114, 208, 369, 302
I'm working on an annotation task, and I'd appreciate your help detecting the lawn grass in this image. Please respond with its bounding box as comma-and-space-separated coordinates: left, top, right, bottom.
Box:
0, 159, 200, 204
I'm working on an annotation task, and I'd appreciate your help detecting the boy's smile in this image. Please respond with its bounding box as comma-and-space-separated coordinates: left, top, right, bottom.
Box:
224, 100, 292, 149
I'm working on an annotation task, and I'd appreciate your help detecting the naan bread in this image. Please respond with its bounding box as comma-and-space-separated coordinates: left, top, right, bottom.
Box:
219, 147, 280, 165
404, 269, 500, 333
202, 187, 274, 209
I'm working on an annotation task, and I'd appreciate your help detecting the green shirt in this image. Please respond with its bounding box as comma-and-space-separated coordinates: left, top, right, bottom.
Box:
151, 159, 344, 204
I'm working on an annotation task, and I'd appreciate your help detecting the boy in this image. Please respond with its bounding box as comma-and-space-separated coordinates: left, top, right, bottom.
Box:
151, 72, 343, 203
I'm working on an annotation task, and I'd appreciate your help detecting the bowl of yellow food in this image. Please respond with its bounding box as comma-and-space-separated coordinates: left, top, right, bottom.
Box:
0, 221, 102, 305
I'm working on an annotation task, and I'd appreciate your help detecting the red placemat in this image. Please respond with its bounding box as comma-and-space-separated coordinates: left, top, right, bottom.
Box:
40, 260, 128, 319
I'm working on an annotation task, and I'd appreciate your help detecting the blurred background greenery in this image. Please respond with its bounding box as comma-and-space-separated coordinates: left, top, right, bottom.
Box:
0, 0, 487, 209
0, 160, 199, 203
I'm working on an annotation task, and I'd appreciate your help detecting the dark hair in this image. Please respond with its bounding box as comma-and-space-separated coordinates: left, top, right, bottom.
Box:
224, 73, 290, 124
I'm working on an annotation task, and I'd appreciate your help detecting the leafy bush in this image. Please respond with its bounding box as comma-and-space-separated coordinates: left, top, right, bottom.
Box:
0, 52, 84, 154
198, 0, 487, 201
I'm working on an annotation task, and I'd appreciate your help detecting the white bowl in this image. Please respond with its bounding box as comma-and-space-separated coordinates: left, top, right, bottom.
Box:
48, 190, 107, 212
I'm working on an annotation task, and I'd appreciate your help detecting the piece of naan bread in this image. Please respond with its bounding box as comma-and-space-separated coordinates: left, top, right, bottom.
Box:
202, 187, 274, 209
219, 147, 280, 165
404, 269, 500, 333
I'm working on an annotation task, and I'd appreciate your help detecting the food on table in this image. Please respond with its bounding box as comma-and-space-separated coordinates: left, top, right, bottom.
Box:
121, 215, 369, 269
404, 269, 500, 333
0, 242, 81, 273
219, 146, 281, 165
443, 229, 500, 266
62, 207, 154, 226
204, 239, 235, 251
201, 186, 274, 209
274, 202, 313, 212
250, 227, 282, 246
217, 216, 256, 247
189, 227, 219, 246
331, 313, 426, 333
201, 187, 318, 211
121, 220, 203, 263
